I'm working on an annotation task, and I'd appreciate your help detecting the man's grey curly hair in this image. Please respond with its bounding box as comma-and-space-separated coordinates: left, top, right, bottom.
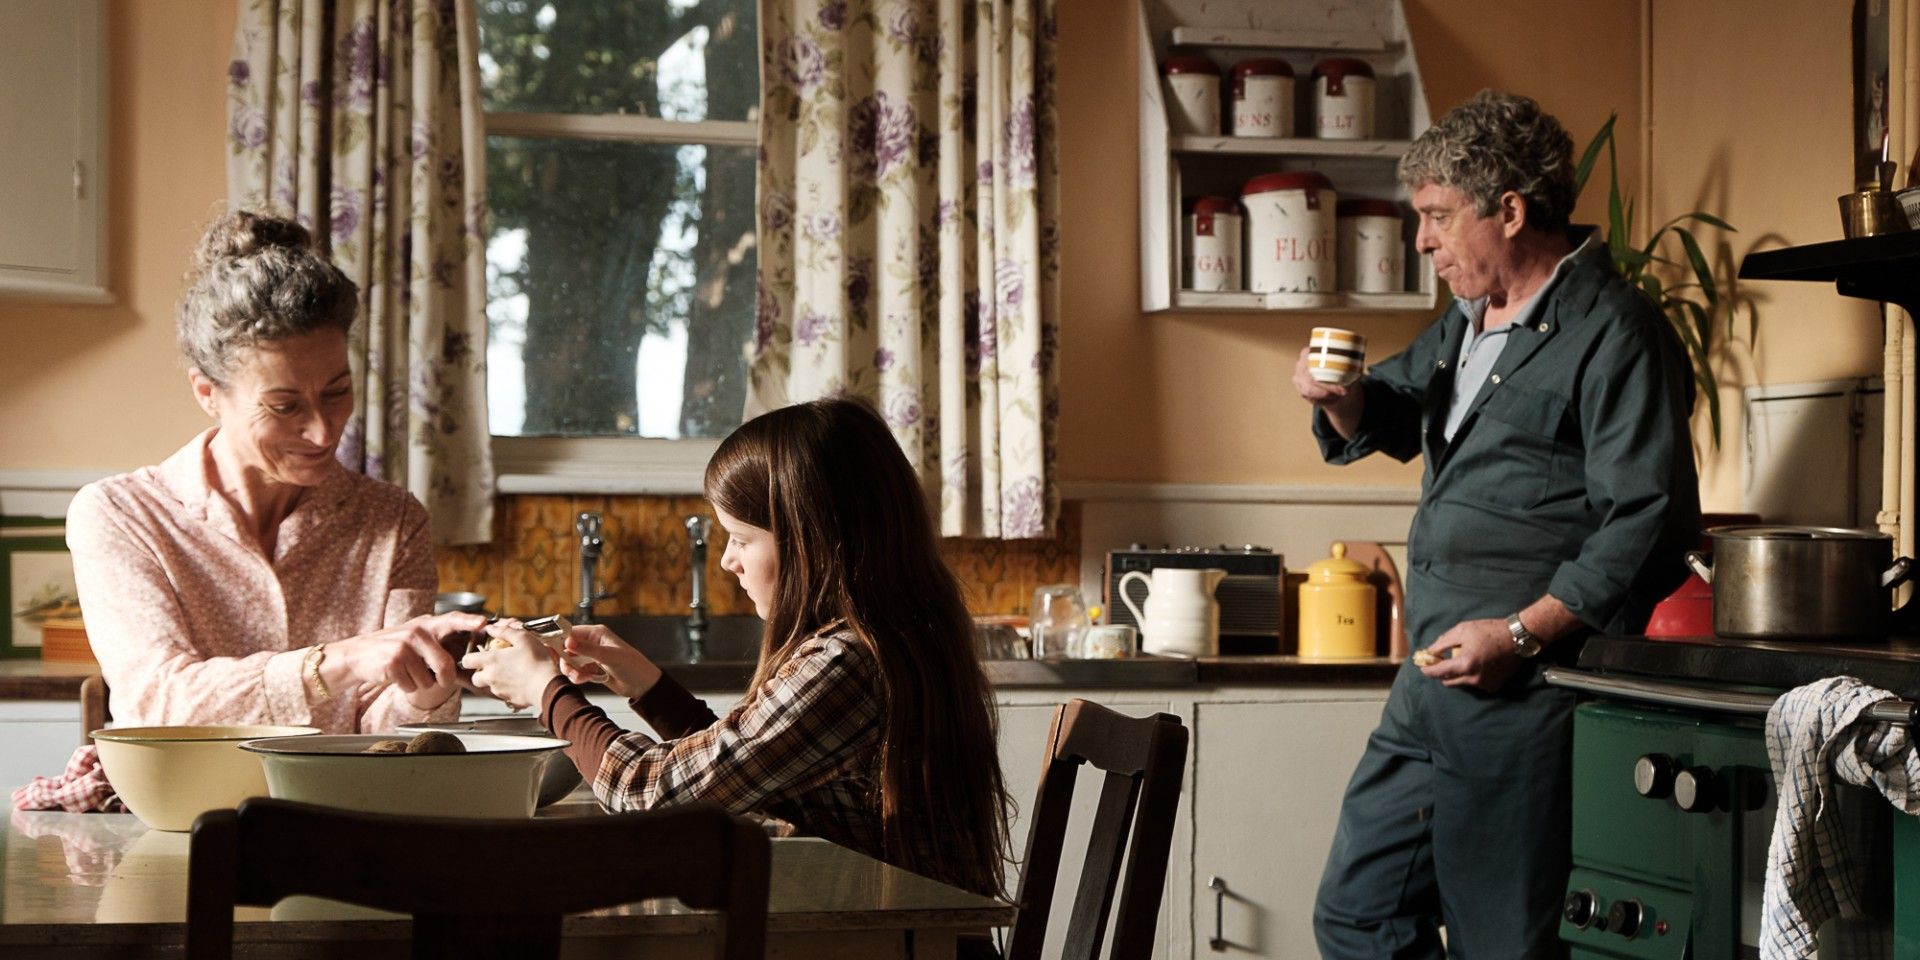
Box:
1398, 90, 1577, 233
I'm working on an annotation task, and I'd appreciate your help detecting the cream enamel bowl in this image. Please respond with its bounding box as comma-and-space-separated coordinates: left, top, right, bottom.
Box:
241, 733, 570, 819
396, 717, 582, 807
91, 725, 322, 832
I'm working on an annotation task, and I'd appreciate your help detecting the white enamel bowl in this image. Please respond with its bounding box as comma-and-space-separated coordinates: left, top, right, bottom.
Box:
240, 733, 570, 819
396, 717, 583, 807
91, 725, 322, 832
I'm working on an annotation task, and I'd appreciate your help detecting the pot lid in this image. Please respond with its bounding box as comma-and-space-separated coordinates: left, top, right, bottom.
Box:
1706, 524, 1891, 541
1306, 542, 1372, 582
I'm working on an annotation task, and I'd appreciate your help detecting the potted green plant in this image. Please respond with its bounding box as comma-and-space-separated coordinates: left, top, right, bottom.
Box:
1575, 113, 1740, 445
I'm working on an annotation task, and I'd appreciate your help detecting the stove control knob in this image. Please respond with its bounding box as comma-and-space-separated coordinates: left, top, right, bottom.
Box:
1674, 766, 1718, 813
1607, 898, 1644, 939
1562, 889, 1599, 928
1633, 754, 1676, 799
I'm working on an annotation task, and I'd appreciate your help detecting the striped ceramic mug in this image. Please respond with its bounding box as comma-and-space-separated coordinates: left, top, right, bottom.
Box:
1307, 327, 1367, 385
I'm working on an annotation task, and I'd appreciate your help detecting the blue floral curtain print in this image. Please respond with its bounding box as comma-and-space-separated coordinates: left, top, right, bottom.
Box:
753, 0, 1061, 538
227, 0, 494, 545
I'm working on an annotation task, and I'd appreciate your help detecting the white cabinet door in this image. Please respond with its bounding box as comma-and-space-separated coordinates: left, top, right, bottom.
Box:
0, 700, 84, 794
0, 0, 107, 302
998, 696, 1178, 960
1190, 696, 1386, 958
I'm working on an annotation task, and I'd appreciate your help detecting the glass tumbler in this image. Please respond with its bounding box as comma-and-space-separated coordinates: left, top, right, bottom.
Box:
1030, 584, 1089, 659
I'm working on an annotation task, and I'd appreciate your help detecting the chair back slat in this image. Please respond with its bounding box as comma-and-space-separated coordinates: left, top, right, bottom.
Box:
1006, 699, 1189, 960
186, 798, 769, 960
78, 675, 108, 744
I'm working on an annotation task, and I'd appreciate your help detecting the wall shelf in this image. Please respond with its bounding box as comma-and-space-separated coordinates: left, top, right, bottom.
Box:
1140, 0, 1437, 315
1737, 231, 1920, 315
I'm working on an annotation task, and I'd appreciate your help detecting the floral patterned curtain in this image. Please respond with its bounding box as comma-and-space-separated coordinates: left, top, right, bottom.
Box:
227, 0, 494, 545
753, 0, 1061, 538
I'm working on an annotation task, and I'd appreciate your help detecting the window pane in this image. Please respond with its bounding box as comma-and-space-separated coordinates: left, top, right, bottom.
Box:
477, 0, 759, 122
486, 136, 757, 439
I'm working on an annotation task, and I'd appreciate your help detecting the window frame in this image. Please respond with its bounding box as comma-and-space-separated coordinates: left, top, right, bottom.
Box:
482, 107, 759, 495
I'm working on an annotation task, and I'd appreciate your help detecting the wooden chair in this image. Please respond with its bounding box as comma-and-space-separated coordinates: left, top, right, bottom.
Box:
78, 675, 108, 744
186, 798, 770, 960
1006, 699, 1189, 960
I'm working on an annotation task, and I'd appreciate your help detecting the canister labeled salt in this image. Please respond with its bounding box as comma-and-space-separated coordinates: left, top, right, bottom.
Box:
1241, 172, 1337, 294
1230, 58, 1293, 137
1336, 199, 1405, 293
1161, 56, 1221, 136
1185, 196, 1242, 291
1312, 58, 1375, 140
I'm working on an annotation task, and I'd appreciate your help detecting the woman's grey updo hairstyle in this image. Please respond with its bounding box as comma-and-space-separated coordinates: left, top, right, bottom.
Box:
177, 210, 358, 385
1398, 89, 1577, 234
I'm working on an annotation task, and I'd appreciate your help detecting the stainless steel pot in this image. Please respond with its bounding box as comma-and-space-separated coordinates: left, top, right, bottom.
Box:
1685, 525, 1914, 639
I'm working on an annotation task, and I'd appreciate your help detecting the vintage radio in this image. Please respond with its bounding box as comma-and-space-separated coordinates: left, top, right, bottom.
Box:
1103, 545, 1285, 653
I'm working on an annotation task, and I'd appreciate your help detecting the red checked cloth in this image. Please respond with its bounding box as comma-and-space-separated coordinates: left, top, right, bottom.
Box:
11, 745, 124, 814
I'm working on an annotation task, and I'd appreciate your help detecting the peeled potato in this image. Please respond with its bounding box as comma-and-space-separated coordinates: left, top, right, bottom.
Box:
405, 731, 467, 755
485, 636, 513, 651
1412, 648, 1442, 667
362, 739, 409, 754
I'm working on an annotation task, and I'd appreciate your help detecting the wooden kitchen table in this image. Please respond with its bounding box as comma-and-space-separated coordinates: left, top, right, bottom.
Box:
0, 806, 1010, 958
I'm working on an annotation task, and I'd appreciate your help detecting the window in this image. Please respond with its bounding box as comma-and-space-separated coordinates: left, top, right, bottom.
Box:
478, 0, 758, 453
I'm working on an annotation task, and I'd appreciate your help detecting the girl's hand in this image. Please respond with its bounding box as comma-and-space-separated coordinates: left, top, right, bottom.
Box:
330, 612, 488, 711
461, 621, 563, 711
563, 624, 663, 700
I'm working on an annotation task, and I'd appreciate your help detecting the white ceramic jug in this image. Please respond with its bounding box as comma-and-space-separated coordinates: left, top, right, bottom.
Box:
1117, 567, 1226, 658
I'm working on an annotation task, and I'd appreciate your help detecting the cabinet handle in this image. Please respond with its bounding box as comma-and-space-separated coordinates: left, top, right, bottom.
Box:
1208, 875, 1228, 951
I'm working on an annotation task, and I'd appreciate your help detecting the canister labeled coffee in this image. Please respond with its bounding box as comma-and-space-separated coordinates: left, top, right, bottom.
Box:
1185, 196, 1242, 291
1336, 199, 1405, 293
1230, 58, 1293, 137
1242, 171, 1337, 294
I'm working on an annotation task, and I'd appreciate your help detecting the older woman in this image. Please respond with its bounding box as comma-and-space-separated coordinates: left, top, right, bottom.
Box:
66, 211, 485, 733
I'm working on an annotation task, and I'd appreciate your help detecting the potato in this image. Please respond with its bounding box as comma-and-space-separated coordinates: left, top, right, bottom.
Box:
485, 635, 513, 651
1412, 648, 1443, 667
404, 731, 467, 755
362, 739, 409, 754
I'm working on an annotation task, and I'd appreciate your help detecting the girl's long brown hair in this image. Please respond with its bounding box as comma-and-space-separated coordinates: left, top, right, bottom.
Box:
705, 398, 1011, 898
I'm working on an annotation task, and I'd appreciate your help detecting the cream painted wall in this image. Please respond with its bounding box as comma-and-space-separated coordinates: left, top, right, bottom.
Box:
1646, 0, 1881, 512
0, 0, 233, 474
1054, 0, 1648, 485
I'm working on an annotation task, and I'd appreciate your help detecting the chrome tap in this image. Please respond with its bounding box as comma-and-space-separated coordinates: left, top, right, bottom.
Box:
575, 512, 614, 624
686, 515, 711, 662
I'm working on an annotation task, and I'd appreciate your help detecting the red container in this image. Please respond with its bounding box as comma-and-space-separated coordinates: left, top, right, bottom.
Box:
1644, 574, 1713, 638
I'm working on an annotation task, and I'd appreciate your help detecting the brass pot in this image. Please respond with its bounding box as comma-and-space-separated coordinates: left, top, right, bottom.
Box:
1685, 525, 1913, 639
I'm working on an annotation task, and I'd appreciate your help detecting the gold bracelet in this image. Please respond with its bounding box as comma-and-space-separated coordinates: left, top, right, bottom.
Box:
305, 643, 333, 703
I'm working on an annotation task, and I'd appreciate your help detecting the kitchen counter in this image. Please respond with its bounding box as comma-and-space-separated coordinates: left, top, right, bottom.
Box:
0, 807, 1008, 958
1579, 634, 1920, 698
0, 655, 1402, 700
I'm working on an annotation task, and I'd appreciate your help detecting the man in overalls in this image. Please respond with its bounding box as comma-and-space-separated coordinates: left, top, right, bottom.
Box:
1298, 90, 1701, 958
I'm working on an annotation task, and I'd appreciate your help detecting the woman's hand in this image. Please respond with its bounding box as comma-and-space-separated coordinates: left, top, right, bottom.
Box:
562, 624, 662, 700
328, 612, 488, 711
460, 620, 563, 711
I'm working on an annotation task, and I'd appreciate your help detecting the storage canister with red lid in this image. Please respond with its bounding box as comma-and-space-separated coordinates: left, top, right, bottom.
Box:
1185, 196, 1242, 292
1242, 172, 1337, 294
1161, 55, 1221, 136
1336, 198, 1405, 293
1230, 58, 1293, 137
1312, 58, 1375, 139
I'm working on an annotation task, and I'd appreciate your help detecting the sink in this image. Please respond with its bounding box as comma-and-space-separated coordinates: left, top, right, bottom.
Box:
584, 614, 765, 665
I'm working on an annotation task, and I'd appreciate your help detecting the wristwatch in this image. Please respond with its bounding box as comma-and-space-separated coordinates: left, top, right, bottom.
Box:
1506, 613, 1543, 658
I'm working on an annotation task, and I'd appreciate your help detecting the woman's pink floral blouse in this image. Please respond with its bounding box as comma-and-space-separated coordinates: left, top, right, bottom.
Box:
66, 429, 456, 732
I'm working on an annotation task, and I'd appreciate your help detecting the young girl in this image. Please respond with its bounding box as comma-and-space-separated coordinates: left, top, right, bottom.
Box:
467, 398, 1012, 900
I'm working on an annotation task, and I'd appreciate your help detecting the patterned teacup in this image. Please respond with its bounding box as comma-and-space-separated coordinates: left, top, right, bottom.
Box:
1307, 326, 1366, 385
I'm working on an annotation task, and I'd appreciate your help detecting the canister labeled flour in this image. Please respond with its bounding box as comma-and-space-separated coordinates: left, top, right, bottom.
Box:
1312, 58, 1375, 140
1161, 56, 1221, 136
1230, 58, 1293, 137
1185, 196, 1242, 291
1241, 172, 1337, 294
1336, 199, 1405, 293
